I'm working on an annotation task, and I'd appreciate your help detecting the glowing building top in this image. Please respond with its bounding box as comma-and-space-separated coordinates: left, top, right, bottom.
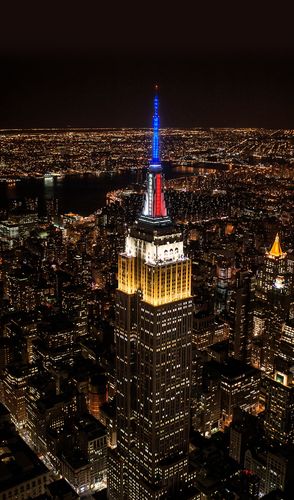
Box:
267, 233, 287, 259
140, 87, 170, 224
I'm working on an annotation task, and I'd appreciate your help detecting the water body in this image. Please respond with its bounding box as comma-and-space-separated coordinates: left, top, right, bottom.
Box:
0, 167, 196, 215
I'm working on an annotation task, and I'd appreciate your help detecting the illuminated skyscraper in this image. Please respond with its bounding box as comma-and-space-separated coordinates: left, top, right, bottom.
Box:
257, 233, 287, 300
253, 234, 292, 374
108, 90, 193, 499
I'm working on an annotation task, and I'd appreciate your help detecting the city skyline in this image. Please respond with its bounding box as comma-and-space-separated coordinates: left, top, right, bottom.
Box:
0, 86, 293, 499
0, 5, 293, 496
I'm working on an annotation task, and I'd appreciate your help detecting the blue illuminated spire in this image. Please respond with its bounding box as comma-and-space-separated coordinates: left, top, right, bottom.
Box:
152, 85, 160, 165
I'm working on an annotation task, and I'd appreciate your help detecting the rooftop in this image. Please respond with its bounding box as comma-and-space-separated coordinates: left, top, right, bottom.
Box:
0, 426, 48, 493
206, 358, 260, 380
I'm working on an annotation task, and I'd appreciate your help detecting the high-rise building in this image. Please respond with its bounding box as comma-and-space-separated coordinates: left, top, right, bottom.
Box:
257, 233, 287, 300
62, 284, 89, 337
229, 407, 263, 466
35, 314, 76, 373
229, 270, 255, 364
3, 363, 37, 428
253, 234, 292, 374
214, 257, 234, 314
6, 266, 37, 312
264, 319, 294, 445
108, 91, 193, 499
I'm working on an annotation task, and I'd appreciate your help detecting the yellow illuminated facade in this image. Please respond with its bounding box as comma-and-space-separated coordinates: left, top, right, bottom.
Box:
118, 254, 136, 295
118, 253, 191, 306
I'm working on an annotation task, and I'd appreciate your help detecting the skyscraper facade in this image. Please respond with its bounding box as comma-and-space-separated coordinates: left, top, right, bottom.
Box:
108, 91, 193, 499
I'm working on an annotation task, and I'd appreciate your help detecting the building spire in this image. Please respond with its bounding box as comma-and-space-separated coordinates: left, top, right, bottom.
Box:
152, 84, 160, 165
140, 87, 170, 223
267, 233, 286, 259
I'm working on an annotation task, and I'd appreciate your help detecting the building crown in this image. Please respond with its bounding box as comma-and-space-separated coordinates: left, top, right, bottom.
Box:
267, 233, 287, 259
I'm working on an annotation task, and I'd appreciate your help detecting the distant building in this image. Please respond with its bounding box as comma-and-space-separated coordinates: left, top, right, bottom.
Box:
3, 363, 36, 428
257, 233, 287, 300
35, 314, 76, 373
228, 270, 255, 364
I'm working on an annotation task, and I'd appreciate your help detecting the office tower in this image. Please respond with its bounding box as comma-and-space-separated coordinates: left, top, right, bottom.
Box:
6, 266, 37, 312
0, 220, 20, 249
46, 197, 58, 223
193, 312, 229, 351
252, 234, 292, 374
217, 359, 260, 428
0, 337, 14, 371
264, 319, 294, 445
191, 362, 221, 437
60, 414, 107, 495
35, 314, 76, 373
257, 233, 287, 300
214, 257, 233, 314
108, 91, 193, 499
3, 363, 36, 428
25, 386, 79, 453
62, 284, 89, 337
229, 270, 255, 364
5, 315, 37, 364
264, 373, 294, 446
261, 290, 289, 375
192, 358, 260, 434
229, 407, 263, 466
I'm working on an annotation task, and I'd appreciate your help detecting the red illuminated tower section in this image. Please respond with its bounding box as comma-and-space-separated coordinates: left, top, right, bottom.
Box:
154, 173, 165, 216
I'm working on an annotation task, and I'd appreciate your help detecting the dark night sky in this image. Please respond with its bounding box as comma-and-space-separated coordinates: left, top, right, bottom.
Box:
1, 3, 293, 129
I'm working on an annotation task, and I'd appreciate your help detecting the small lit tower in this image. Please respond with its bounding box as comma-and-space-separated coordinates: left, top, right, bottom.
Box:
257, 233, 287, 300
254, 234, 290, 374
108, 89, 193, 499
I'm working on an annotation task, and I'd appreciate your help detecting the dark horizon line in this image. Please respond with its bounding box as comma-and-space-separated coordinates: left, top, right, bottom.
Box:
0, 126, 290, 134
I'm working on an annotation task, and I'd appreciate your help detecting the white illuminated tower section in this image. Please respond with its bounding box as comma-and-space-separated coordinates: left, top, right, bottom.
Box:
108, 90, 193, 499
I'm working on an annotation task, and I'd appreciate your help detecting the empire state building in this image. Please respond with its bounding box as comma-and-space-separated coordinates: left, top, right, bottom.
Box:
108, 91, 193, 499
